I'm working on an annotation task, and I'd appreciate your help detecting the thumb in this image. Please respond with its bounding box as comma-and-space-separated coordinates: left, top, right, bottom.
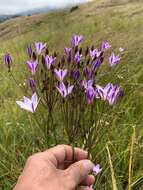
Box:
65, 159, 94, 186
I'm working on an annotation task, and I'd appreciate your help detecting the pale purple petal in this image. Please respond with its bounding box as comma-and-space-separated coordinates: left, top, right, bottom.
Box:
74, 52, 83, 64
109, 53, 121, 67
16, 93, 39, 113
93, 164, 102, 176
101, 41, 111, 51
67, 85, 74, 95
90, 49, 101, 60
45, 55, 56, 69
56, 82, 74, 97
86, 87, 96, 104
71, 35, 83, 47
27, 60, 38, 75
31, 93, 39, 111
35, 42, 46, 55
54, 69, 68, 81
82, 80, 93, 90
23, 96, 31, 104
16, 101, 33, 113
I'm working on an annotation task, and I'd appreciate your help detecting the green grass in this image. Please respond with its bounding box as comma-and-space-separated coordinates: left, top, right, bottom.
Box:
0, 0, 143, 189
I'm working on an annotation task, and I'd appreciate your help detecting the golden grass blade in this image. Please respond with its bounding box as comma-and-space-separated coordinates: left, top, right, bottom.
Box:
128, 126, 136, 190
106, 144, 118, 190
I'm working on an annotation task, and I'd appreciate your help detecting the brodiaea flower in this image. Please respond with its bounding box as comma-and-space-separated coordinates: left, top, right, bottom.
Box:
27, 60, 38, 75
35, 42, 46, 55
86, 87, 96, 104
27, 45, 33, 58
109, 53, 121, 67
93, 164, 102, 176
90, 49, 101, 60
92, 57, 104, 71
65, 47, 72, 63
45, 55, 56, 69
72, 69, 80, 80
65, 48, 72, 56
54, 69, 67, 81
71, 35, 83, 47
101, 41, 111, 51
74, 52, 83, 64
107, 84, 122, 105
96, 83, 122, 105
16, 93, 39, 113
56, 82, 74, 98
82, 80, 93, 90
4, 53, 12, 71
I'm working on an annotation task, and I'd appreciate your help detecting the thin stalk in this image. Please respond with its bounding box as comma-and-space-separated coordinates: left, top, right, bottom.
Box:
128, 126, 136, 190
106, 145, 118, 190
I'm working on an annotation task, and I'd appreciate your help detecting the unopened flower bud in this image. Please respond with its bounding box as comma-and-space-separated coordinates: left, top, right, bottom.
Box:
27, 78, 36, 93
45, 48, 49, 55
27, 45, 33, 58
32, 52, 37, 61
4, 53, 12, 72
85, 46, 89, 56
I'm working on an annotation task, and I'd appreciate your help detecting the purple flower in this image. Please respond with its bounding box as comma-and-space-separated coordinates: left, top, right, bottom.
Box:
107, 84, 122, 105
4, 53, 12, 71
109, 53, 121, 67
96, 83, 122, 105
84, 67, 94, 79
27, 45, 33, 58
45, 55, 56, 69
90, 49, 101, 60
16, 93, 39, 113
54, 69, 68, 81
74, 52, 83, 64
92, 57, 104, 71
93, 164, 102, 176
35, 42, 46, 55
82, 80, 93, 90
71, 34, 83, 47
27, 78, 36, 93
101, 41, 111, 51
56, 82, 74, 98
27, 60, 38, 75
72, 69, 80, 80
65, 47, 72, 63
65, 47, 72, 56
86, 87, 96, 104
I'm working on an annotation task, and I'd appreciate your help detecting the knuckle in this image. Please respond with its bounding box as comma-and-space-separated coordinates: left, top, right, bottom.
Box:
55, 144, 65, 149
63, 169, 76, 188
27, 153, 42, 163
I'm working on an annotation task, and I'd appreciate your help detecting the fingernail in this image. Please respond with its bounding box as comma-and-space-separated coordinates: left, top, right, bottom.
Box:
82, 160, 94, 170
83, 150, 88, 156
84, 187, 94, 190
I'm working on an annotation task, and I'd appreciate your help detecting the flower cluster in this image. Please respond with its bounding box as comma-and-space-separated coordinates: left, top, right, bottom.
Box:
3, 35, 125, 177
13, 35, 123, 112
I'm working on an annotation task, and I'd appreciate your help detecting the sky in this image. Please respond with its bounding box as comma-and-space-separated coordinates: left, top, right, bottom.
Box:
0, 0, 91, 15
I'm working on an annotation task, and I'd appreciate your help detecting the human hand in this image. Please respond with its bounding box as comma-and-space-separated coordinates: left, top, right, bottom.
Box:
14, 145, 95, 190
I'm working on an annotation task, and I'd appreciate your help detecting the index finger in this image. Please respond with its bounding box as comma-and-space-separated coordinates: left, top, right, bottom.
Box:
42, 144, 88, 167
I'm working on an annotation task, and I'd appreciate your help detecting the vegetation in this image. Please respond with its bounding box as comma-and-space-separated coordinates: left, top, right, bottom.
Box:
0, 0, 143, 189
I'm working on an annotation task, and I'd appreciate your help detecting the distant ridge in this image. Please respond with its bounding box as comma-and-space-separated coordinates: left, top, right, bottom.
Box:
0, 0, 91, 22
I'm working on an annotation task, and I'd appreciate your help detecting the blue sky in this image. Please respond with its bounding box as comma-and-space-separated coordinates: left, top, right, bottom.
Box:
0, 0, 91, 15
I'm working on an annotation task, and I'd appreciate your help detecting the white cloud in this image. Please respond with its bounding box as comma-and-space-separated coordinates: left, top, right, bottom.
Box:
0, 0, 90, 15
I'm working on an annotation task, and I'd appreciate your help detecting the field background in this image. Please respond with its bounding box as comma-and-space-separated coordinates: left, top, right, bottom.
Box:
0, 0, 143, 189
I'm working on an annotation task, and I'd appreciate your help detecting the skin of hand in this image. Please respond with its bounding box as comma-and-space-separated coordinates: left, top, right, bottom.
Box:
14, 145, 95, 190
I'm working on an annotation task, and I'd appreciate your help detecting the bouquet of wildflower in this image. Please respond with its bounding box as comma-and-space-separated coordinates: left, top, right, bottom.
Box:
4, 35, 124, 167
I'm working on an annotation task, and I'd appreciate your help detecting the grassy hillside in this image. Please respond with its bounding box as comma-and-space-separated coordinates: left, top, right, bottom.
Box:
0, 0, 143, 189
